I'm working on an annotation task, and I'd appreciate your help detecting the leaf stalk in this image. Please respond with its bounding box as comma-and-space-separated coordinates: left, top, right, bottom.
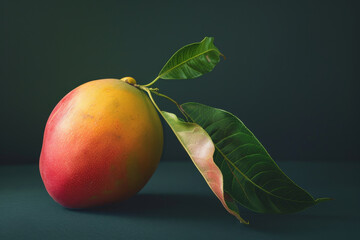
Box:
140, 86, 189, 122
142, 76, 160, 87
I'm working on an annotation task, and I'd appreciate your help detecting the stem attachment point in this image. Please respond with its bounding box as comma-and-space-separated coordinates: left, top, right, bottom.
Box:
120, 77, 137, 85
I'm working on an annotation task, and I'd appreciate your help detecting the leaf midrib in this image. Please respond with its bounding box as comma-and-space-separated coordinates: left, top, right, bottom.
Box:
216, 143, 315, 204
185, 111, 316, 204
158, 48, 220, 79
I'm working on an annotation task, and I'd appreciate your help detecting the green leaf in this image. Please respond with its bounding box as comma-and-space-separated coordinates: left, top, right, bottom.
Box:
158, 37, 222, 80
140, 87, 248, 223
182, 102, 331, 214
161, 111, 249, 224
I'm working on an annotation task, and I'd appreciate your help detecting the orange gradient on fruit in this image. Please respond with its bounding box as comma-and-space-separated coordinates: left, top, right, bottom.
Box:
39, 78, 163, 208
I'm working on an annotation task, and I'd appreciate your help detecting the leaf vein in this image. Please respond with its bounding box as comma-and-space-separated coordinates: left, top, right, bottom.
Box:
159, 49, 220, 79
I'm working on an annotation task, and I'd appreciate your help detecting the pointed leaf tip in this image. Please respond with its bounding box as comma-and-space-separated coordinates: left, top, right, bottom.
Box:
315, 198, 333, 203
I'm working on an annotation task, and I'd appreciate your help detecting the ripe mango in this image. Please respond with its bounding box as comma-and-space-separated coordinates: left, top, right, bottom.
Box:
39, 78, 163, 208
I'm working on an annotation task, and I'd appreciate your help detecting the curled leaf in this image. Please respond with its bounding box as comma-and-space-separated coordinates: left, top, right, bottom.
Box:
162, 111, 249, 224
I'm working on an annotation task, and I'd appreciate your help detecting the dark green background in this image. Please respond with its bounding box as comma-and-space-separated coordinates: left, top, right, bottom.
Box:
1, 1, 360, 239
1, 0, 359, 164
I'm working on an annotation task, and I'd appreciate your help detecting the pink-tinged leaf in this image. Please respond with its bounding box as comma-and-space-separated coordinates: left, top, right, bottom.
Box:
161, 111, 249, 224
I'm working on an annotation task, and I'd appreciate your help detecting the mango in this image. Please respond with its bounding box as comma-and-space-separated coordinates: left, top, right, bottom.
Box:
39, 78, 163, 208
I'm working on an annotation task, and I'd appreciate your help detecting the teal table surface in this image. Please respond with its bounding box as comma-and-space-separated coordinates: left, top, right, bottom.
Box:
1, 161, 359, 240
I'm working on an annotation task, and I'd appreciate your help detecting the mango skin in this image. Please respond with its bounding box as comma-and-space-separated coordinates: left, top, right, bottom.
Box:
39, 79, 163, 208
